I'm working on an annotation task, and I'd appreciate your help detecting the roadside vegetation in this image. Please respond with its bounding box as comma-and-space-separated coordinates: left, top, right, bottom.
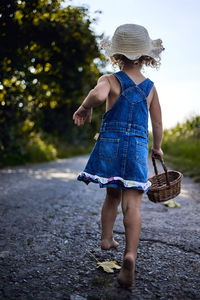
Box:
149, 115, 200, 182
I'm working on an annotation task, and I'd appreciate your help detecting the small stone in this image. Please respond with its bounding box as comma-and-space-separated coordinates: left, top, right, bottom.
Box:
0, 251, 10, 258
70, 293, 86, 300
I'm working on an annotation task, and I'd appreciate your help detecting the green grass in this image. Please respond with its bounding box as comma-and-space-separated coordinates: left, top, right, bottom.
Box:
149, 115, 200, 182
162, 139, 200, 182
0, 132, 92, 168
25, 134, 92, 165
25, 132, 58, 163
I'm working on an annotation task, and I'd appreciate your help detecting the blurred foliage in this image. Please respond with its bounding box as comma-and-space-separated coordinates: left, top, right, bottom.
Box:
0, 0, 106, 167
149, 115, 200, 182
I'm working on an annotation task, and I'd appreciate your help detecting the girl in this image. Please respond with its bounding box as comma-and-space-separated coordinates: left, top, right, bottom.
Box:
73, 23, 164, 287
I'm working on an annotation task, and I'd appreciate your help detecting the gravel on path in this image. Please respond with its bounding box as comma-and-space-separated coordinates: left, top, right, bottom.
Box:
0, 156, 200, 300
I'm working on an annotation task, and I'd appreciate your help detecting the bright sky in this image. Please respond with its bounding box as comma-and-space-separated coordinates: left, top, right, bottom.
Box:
69, 0, 200, 129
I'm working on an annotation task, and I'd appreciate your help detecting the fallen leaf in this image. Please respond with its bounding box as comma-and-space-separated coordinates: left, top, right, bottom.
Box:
97, 261, 121, 273
86, 249, 121, 274
163, 199, 181, 208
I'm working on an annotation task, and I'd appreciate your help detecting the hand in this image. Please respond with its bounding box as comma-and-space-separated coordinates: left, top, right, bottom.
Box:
151, 148, 163, 159
73, 105, 93, 126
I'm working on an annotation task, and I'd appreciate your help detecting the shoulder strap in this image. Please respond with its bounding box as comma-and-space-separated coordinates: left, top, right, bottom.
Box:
113, 71, 135, 90
140, 79, 154, 98
114, 71, 154, 98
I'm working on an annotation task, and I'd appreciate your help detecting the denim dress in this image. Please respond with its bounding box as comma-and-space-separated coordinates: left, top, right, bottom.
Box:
78, 71, 154, 193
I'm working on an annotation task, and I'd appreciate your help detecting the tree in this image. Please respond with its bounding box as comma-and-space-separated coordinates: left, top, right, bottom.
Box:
0, 0, 105, 166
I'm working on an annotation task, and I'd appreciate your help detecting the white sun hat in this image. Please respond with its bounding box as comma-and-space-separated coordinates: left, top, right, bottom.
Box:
100, 24, 164, 60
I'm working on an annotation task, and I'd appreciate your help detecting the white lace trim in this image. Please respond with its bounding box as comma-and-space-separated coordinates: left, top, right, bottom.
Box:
80, 171, 151, 191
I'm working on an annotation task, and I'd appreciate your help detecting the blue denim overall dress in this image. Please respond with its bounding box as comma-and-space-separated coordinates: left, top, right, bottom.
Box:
78, 71, 154, 193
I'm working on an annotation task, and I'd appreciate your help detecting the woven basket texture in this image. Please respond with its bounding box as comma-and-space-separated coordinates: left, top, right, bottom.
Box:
147, 157, 183, 203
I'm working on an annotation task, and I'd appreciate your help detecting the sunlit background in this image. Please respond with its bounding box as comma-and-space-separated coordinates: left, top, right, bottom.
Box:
69, 0, 200, 129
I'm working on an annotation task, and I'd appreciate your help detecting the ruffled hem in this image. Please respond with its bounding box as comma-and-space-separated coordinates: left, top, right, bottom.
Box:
77, 171, 151, 193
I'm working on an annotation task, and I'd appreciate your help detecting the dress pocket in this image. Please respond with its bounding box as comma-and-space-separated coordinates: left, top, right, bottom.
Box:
135, 140, 148, 166
99, 138, 120, 161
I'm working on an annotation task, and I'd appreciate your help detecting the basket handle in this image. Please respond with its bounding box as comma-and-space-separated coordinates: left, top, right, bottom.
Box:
152, 155, 170, 187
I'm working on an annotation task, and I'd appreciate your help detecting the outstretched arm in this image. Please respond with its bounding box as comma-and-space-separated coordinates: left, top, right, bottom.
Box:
149, 86, 163, 158
73, 75, 111, 126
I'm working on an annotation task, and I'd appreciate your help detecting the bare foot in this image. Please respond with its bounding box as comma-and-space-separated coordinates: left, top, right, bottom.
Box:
101, 238, 119, 250
117, 253, 135, 287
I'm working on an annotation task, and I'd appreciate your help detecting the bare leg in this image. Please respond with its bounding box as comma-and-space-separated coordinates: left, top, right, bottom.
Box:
101, 187, 122, 250
117, 189, 143, 287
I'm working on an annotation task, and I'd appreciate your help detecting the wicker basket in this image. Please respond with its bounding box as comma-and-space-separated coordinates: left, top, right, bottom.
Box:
147, 157, 183, 203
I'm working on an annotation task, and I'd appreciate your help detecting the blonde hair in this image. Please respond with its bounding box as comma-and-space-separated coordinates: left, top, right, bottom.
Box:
110, 54, 161, 69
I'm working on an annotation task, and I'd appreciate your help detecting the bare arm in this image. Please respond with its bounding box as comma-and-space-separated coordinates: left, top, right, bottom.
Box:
73, 75, 110, 126
149, 86, 163, 157
82, 75, 110, 108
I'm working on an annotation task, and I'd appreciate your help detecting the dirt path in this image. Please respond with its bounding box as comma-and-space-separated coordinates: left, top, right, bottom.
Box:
0, 156, 200, 299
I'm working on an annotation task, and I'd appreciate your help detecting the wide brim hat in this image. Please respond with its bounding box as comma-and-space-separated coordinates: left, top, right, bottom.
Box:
101, 24, 164, 60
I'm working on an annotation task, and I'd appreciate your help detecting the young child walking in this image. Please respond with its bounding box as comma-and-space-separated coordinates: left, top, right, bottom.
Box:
73, 23, 164, 287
